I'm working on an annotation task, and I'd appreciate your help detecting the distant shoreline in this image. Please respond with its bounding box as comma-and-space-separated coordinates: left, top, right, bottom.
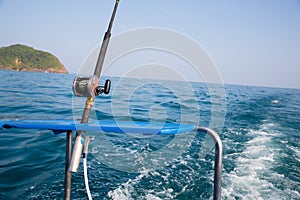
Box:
0, 67, 68, 74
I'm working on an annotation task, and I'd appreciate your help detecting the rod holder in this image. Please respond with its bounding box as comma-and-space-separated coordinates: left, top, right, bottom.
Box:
68, 135, 84, 172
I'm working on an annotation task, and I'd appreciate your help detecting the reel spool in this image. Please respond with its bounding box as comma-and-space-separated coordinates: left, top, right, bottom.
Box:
73, 76, 111, 97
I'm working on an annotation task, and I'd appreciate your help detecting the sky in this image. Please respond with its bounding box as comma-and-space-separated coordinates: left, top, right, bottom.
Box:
0, 0, 300, 89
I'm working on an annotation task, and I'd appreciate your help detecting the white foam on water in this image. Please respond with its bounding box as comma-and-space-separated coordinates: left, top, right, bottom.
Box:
108, 171, 148, 200
145, 194, 162, 200
222, 122, 286, 200
271, 99, 280, 104
288, 145, 300, 163
107, 162, 189, 200
107, 170, 172, 200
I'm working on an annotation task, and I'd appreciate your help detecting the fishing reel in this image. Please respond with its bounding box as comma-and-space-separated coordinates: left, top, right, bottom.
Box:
72, 76, 111, 97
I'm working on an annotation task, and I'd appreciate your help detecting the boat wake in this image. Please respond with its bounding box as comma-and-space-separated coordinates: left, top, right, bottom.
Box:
222, 122, 300, 199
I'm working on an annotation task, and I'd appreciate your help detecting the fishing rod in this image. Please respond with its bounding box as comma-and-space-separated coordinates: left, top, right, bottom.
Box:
69, 0, 120, 173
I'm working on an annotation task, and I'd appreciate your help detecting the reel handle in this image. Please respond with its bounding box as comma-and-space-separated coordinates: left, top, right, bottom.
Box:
95, 79, 111, 95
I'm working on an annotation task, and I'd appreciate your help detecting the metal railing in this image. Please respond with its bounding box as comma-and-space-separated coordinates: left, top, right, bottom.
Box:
196, 127, 222, 200
64, 127, 222, 200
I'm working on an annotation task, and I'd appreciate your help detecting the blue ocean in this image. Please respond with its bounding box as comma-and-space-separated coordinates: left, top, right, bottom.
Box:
0, 70, 299, 199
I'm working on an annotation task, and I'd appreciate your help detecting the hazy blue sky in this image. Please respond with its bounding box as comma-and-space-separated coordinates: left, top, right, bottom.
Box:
1, 0, 299, 88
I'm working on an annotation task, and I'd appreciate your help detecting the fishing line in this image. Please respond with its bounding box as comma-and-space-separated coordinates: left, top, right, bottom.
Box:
83, 136, 92, 200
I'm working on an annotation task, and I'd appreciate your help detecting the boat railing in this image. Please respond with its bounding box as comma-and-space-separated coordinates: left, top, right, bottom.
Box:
1, 119, 222, 200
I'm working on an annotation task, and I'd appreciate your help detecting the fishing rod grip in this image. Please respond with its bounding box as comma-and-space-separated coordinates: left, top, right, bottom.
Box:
94, 33, 111, 78
69, 99, 93, 172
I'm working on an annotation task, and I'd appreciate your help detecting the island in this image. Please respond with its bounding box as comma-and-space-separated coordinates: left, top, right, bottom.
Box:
0, 44, 68, 74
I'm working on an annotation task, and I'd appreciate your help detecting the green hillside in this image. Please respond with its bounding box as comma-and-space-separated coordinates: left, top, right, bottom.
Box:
0, 44, 68, 73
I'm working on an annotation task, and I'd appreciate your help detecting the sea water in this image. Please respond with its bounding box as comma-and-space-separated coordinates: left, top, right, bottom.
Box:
0, 70, 299, 199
